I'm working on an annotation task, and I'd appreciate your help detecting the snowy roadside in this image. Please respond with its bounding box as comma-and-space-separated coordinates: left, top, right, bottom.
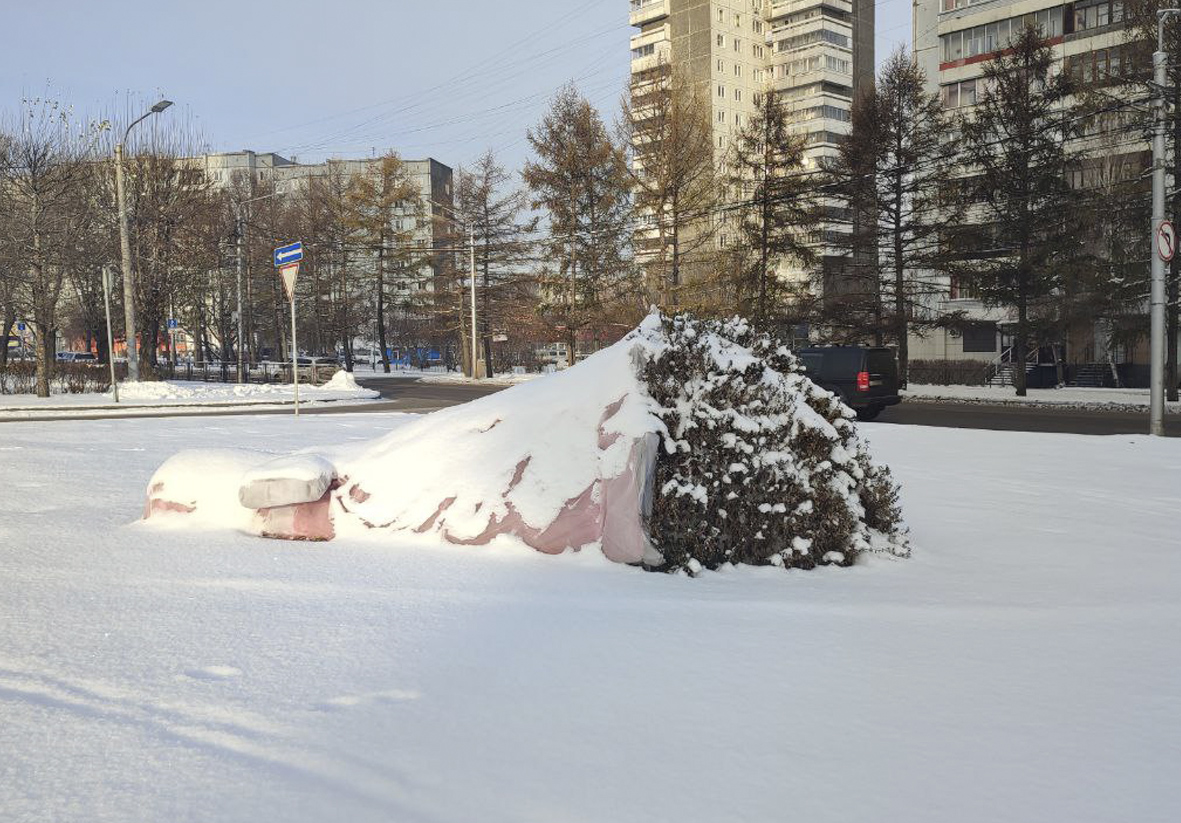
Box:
0, 372, 380, 417
0, 414, 1177, 823
418, 371, 541, 386
904, 382, 1181, 412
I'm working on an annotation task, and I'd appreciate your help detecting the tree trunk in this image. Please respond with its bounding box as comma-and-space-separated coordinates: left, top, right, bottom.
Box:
377, 245, 390, 373
96, 325, 110, 365
482, 247, 493, 380
0, 302, 14, 368
894, 258, 908, 389
1015, 292, 1028, 397
34, 321, 51, 398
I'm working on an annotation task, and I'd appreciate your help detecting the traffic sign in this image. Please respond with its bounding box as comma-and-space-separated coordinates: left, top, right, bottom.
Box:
279, 263, 299, 302
16, 322, 25, 332
168, 318, 178, 330
274, 241, 303, 267
1157, 221, 1176, 262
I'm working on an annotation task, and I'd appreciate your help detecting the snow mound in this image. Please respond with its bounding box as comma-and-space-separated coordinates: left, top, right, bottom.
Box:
322, 369, 363, 392
144, 313, 908, 571
119, 381, 199, 401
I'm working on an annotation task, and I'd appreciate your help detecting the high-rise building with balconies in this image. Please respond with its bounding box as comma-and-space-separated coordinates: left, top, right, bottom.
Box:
629, 0, 875, 313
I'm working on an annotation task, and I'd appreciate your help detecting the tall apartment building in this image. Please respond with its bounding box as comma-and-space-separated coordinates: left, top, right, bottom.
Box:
912, 0, 1151, 382
629, 0, 874, 308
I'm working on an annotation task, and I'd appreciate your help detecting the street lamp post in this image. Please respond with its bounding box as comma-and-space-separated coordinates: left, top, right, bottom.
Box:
115, 99, 173, 382
1151, 12, 1180, 436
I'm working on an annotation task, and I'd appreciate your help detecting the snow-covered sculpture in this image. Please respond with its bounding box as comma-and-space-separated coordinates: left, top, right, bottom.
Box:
144, 313, 909, 572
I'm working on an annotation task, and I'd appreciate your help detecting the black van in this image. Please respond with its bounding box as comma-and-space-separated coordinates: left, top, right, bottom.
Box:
796, 346, 901, 421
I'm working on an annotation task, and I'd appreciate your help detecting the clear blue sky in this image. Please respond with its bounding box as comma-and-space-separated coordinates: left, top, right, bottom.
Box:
0, 0, 911, 174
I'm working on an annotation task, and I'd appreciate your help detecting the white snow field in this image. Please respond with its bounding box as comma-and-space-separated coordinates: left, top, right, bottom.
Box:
0, 371, 379, 417
0, 413, 1178, 823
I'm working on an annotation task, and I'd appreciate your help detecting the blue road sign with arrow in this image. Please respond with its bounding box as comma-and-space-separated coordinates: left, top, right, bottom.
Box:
274, 241, 303, 267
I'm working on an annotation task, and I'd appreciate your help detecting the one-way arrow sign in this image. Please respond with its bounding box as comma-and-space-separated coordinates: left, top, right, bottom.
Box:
273, 241, 303, 267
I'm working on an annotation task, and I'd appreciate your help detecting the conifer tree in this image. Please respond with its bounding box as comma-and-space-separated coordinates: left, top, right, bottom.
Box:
621, 63, 719, 308
345, 152, 423, 373
948, 26, 1083, 396
457, 150, 538, 378
827, 48, 954, 386
727, 89, 819, 325
523, 85, 636, 363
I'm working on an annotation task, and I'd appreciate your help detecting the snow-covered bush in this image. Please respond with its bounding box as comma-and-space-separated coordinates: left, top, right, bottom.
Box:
641, 313, 909, 573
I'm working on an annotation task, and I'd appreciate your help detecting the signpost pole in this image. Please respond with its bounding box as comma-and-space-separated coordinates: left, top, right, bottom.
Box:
101, 266, 119, 404
273, 242, 303, 417
291, 291, 299, 418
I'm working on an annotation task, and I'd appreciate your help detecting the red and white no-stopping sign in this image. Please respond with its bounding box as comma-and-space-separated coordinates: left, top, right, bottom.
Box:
1157, 221, 1176, 262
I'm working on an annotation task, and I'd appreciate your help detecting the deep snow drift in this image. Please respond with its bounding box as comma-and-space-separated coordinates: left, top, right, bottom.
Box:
0, 413, 1177, 823
144, 314, 908, 571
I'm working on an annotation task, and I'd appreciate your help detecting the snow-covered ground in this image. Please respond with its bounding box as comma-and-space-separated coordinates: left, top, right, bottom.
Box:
1, 414, 1177, 823
418, 371, 540, 386
0, 372, 379, 417
905, 382, 1181, 412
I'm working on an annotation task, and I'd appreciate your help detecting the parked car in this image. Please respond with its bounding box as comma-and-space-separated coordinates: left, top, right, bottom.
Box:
796, 346, 901, 421
55, 351, 97, 363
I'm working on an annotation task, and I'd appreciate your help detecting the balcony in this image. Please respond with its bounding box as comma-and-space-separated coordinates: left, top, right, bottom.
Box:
770, 0, 852, 22
630, 0, 669, 28
630, 24, 671, 73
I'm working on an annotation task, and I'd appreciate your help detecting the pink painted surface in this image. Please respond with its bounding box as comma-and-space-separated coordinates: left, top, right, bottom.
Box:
255, 491, 335, 542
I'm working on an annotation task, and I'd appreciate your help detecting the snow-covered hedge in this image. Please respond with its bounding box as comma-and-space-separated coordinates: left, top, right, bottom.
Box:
641, 314, 909, 573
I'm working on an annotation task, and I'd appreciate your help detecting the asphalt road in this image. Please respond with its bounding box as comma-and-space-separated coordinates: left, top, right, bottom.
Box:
2, 374, 1178, 436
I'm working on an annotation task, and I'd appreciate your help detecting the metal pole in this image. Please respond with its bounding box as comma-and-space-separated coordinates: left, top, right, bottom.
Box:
469, 224, 478, 380
1151, 13, 1178, 436
101, 266, 119, 403
114, 143, 139, 382
291, 292, 300, 417
235, 205, 246, 384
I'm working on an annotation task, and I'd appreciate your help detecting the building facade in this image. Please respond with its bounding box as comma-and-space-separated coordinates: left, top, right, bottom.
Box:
629, 0, 874, 301
912, 0, 1153, 384
193, 150, 454, 295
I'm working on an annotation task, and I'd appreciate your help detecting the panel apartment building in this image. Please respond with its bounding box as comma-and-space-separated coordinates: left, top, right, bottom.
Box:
629, 0, 875, 307
192, 150, 454, 296
912, 0, 1152, 383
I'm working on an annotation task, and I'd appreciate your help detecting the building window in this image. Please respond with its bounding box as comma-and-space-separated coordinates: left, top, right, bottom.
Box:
631, 43, 656, 59
753, 44, 764, 58
717, 58, 724, 72
717, 33, 725, 47
718, 110, 726, 123
718, 84, 725, 97
734, 64, 742, 77
718, 8, 724, 22
734, 89, 741, 101
941, 79, 977, 108
733, 37, 741, 52
961, 322, 997, 352
753, 19, 763, 34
